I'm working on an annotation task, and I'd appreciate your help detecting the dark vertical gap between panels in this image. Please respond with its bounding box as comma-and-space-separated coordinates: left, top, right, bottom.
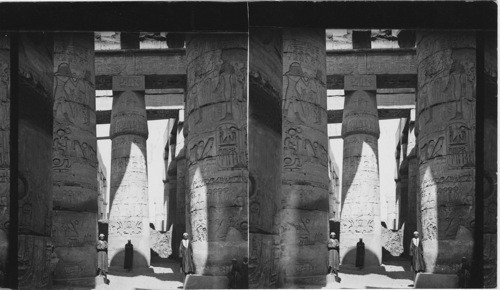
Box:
7, 31, 18, 289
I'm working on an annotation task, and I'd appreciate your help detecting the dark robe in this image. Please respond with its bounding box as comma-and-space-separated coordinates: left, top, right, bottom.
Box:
179, 240, 195, 274
327, 238, 340, 271
240, 262, 248, 289
97, 240, 108, 273
409, 238, 425, 272
227, 263, 242, 289
356, 240, 365, 267
124, 242, 134, 270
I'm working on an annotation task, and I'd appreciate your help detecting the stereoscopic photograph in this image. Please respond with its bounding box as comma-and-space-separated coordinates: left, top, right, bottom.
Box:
0, 1, 496, 289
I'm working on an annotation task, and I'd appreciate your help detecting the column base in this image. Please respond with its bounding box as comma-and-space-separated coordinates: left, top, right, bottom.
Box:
284, 275, 327, 288
52, 276, 98, 287
183, 274, 229, 289
340, 264, 386, 273
109, 266, 155, 275
415, 273, 458, 288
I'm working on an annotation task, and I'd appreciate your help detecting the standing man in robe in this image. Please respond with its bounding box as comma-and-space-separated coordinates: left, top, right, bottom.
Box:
179, 233, 195, 281
355, 238, 365, 269
409, 231, 425, 281
124, 240, 133, 272
327, 232, 340, 278
96, 234, 108, 281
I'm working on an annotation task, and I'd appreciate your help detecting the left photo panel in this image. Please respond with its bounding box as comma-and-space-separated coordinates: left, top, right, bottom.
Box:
4, 31, 249, 289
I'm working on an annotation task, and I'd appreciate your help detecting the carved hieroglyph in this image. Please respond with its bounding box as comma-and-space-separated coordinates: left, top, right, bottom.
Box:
109, 75, 150, 268
51, 33, 97, 285
340, 74, 382, 266
416, 31, 476, 274
281, 28, 328, 287
0, 34, 10, 274
249, 28, 282, 288
186, 34, 248, 276
18, 33, 56, 288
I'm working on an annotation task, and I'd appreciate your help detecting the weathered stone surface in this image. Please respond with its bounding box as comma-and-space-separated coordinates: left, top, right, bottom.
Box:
281, 28, 328, 287
184, 274, 229, 289
416, 31, 476, 274
482, 32, 497, 288
173, 121, 186, 258
0, 34, 9, 278
18, 33, 56, 288
18, 235, 58, 289
150, 228, 172, 258
340, 74, 382, 267
186, 34, 248, 276
381, 223, 404, 257
414, 273, 458, 288
248, 28, 282, 288
109, 76, 150, 268
51, 34, 98, 285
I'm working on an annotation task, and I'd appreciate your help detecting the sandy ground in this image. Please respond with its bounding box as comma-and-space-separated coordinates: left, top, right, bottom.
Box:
49, 257, 414, 289
323, 257, 415, 289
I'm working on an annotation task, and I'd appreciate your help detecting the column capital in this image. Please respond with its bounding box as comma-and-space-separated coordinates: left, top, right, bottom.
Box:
344, 75, 377, 91
112, 75, 145, 91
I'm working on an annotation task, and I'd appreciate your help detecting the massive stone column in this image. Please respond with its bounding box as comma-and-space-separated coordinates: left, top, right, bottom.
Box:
0, 34, 10, 283
18, 32, 59, 288
405, 111, 418, 256
109, 75, 150, 268
340, 75, 382, 267
248, 28, 282, 288
280, 28, 329, 287
416, 31, 475, 274
51, 33, 98, 286
482, 31, 497, 288
173, 110, 186, 259
185, 34, 247, 286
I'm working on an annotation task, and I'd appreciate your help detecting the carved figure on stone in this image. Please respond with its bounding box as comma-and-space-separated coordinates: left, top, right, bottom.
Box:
53, 63, 78, 124
283, 62, 323, 125
446, 51, 476, 121
214, 56, 245, 121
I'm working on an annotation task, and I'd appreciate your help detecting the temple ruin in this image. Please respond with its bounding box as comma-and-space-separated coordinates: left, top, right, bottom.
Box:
0, 24, 496, 289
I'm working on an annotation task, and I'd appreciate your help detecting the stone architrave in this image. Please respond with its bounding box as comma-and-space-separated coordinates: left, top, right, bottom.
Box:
0, 34, 10, 277
248, 28, 282, 288
416, 31, 476, 274
340, 74, 382, 267
51, 33, 98, 286
185, 34, 248, 280
18, 32, 59, 288
109, 75, 150, 268
281, 28, 329, 287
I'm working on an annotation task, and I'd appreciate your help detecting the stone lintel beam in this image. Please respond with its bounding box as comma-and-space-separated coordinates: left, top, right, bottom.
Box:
97, 108, 179, 124
95, 48, 186, 76
327, 74, 416, 90
328, 108, 410, 124
96, 48, 416, 90
327, 48, 416, 76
